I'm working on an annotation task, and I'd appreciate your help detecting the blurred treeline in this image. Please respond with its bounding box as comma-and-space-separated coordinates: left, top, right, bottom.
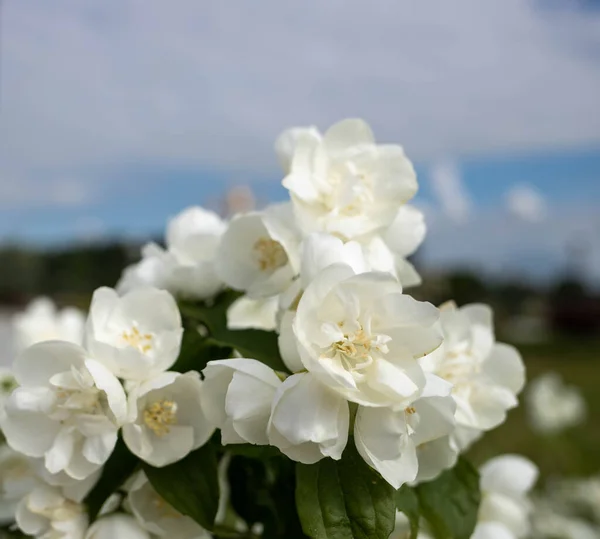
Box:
1, 241, 599, 340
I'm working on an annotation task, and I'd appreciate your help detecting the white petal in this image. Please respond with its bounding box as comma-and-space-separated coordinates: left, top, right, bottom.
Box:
483, 344, 525, 395
471, 522, 516, 539
84, 359, 127, 424
86, 514, 151, 539
480, 454, 538, 495
322, 118, 375, 154
382, 205, 426, 257
227, 295, 278, 331
277, 311, 304, 373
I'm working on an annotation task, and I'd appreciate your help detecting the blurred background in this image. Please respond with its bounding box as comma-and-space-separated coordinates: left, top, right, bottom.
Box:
0, 0, 599, 485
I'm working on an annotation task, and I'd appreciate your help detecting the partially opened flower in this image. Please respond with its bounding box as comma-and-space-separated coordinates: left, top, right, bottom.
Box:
354, 375, 457, 488
123, 371, 214, 467
0, 445, 37, 525
217, 204, 300, 299
16, 485, 88, 539
421, 302, 525, 451
13, 297, 85, 352
85, 513, 149, 539
201, 359, 282, 445
128, 471, 210, 538
2, 341, 127, 480
85, 287, 183, 381
477, 455, 538, 539
293, 264, 441, 407
282, 118, 418, 240
268, 372, 349, 464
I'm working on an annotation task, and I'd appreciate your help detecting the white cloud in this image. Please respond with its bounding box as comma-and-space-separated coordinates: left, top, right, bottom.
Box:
506, 184, 547, 222
0, 177, 94, 209
0, 0, 599, 187
429, 161, 471, 222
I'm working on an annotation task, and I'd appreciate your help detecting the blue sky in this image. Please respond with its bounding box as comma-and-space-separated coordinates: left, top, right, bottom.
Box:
1, 1, 599, 284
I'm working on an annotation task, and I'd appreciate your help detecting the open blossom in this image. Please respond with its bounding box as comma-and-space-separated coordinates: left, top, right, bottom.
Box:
281, 119, 418, 240
354, 374, 457, 488
85, 287, 183, 381
128, 471, 210, 538
0, 445, 37, 525
118, 206, 225, 299
421, 302, 525, 451
476, 455, 538, 539
268, 372, 349, 464
123, 371, 214, 467
13, 297, 85, 352
217, 204, 300, 299
85, 513, 149, 539
525, 372, 586, 434
16, 485, 88, 539
293, 263, 441, 407
2, 341, 126, 480
201, 359, 282, 445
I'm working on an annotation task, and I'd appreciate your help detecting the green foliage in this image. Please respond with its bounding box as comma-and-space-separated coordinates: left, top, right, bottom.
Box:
143, 442, 220, 531
416, 458, 481, 539
171, 327, 232, 373
395, 485, 420, 539
179, 291, 289, 373
84, 437, 139, 522
295, 442, 396, 539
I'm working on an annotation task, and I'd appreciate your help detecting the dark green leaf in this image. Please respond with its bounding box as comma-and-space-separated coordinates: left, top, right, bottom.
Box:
296, 442, 396, 539
225, 444, 284, 459
144, 442, 220, 530
180, 291, 289, 373
395, 485, 420, 539
171, 328, 232, 373
416, 458, 481, 539
84, 437, 139, 522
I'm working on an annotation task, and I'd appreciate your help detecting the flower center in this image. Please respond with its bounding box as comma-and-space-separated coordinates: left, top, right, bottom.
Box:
326, 325, 390, 374
144, 400, 178, 437
122, 326, 154, 353
152, 495, 181, 519
252, 237, 288, 272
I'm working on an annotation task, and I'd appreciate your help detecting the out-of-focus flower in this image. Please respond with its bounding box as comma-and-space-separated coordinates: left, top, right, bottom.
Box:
217, 204, 300, 299
85, 287, 183, 382
0, 368, 18, 418
2, 341, 127, 480
13, 297, 85, 352
123, 371, 214, 467
16, 484, 88, 539
531, 498, 600, 539
354, 374, 457, 488
281, 119, 418, 240
201, 359, 282, 446
476, 454, 538, 539
525, 372, 586, 434
0, 445, 37, 525
118, 206, 226, 300
421, 302, 525, 451
85, 513, 150, 539
268, 372, 349, 464
128, 471, 210, 538
293, 264, 440, 407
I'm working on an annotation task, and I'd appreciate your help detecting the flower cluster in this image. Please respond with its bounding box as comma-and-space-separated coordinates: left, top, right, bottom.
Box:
0, 119, 528, 539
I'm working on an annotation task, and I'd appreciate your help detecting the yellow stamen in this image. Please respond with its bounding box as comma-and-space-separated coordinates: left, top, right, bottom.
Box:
253, 237, 288, 272
144, 400, 177, 436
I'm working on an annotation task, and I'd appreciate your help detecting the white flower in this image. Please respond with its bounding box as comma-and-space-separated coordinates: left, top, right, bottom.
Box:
421, 302, 525, 451
275, 125, 321, 174
85, 513, 150, 539
226, 295, 278, 331
118, 206, 225, 300
217, 204, 300, 299
13, 297, 85, 352
16, 485, 88, 539
525, 372, 586, 434
268, 372, 349, 464
477, 455, 538, 539
293, 264, 441, 407
85, 287, 183, 381
282, 118, 418, 240
128, 471, 210, 538
471, 522, 515, 539
0, 445, 37, 525
2, 341, 126, 480
354, 375, 457, 489
201, 359, 282, 446
123, 371, 214, 467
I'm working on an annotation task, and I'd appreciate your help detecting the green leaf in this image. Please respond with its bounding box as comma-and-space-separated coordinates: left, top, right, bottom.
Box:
84, 437, 139, 522
395, 485, 420, 539
416, 457, 481, 539
171, 328, 232, 373
143, 442, 220, 530
296, 442, 396, 539
180, 291, 289, 373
